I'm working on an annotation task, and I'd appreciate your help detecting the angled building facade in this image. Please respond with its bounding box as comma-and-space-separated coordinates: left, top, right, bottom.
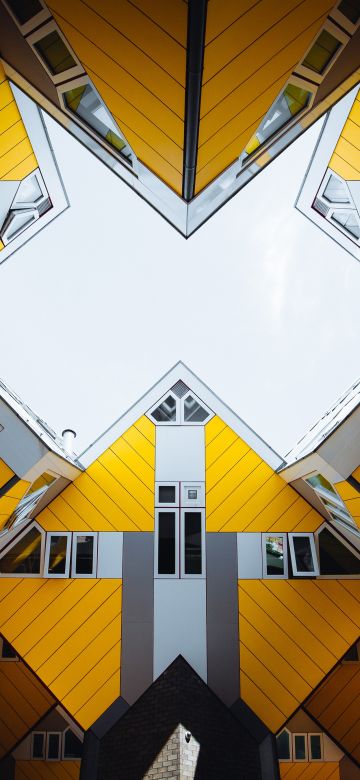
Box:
0, 0, 360, 237
0, 364, 359, 779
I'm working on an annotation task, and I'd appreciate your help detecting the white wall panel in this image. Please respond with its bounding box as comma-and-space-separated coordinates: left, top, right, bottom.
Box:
97, 532, 123, 578
154, 578, 207, 681
237, 533, 262, 578
155, 427, 205, 481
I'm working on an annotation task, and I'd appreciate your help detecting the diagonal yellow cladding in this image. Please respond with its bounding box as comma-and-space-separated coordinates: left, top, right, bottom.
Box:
0, 63, 38, 181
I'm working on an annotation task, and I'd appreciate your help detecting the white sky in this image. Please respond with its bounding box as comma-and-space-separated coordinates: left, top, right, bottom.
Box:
0, 103, 359, 459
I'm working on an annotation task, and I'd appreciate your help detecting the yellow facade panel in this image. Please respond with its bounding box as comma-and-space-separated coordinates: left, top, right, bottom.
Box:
329, 89, 360, 180
329, 156, 360, 181
0, 458, 14, 489
238, 579, 360, 732
109, 438, 154, 491
205, 0, 261, 45
0, 479, 30, 531
279, 764, 340, 779
333, 480, 360, 529
307, 664, 360, 764
0, 659, 54, 759
129, 0, 188, 47
96, 450, 154, 514
0, 64, 37, 182
15, 761, 81, 780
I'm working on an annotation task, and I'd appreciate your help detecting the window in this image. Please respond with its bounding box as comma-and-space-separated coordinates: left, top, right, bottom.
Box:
288, 533, 319, 577
276, 729, 291, 760
181, 483, 205, 507
63, 728, 83, 759
338, 0, 360, 23
31, 732, 46, 760
155, 506, 205, 578
332, 210, 360, 240
305, 473, 355, 529
342, 641, 360, 662
5, 0, 44, 24
46, 732, 61, 760
0, 637, 18, 660
149, 389, 212, 425
323, 174, 350, 203
0, 525, 43, 576
155, 509, 179, 577
44, 533, 70, 578
309, 733, 323, 760
63, 82, 133, 162
302, 29, 341, 74
71, 533, 97, 577
317, 527, 360, 575
262, 534, 288, 578
156, 482, 179, 505
182, 394, 210, 423
293, 734, 307, 761
150, 393, 178, 423
6, 470, 58, 531
181, 510, 205, 577
34, 30, 77, 75
242, 83, 312, 160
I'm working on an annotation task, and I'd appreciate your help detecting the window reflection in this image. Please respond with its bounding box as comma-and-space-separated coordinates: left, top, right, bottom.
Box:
265, 535, 285, 575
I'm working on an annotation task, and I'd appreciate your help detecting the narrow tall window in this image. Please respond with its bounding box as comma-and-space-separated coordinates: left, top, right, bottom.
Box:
276, 729, 291, 760
47, 732, 61, 760
72, 534, 97, 577
309, 734, 322, 760
262, 534, 288, 578
293, 734, 307, 761
44, 533, 70, 577
183, 511, 202, 575
289, 534, 319, 577
31, 732, 45, 760
63, 728, 83, 759
156, 511, 177, 576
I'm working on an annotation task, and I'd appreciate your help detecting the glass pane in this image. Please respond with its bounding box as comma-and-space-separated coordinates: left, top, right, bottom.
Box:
32, 733, 45, 759
276, 730, 290, 760
183, 395, 209, 422
64, 84, 132, 161
302, 30, 340, 73
158, 485, 176, 503
158, 512, 176, 574
292, 536, 315, 573
310, 734, 322, 759
294, 735, 306, 760
338, 0, 360, 23
15, 175, 43, 204
265, 536, 285, 576
243, 84, 311, 157
34, 31, 76, 75
332, 210, 360, 239
64, 730, 83, 759
1, 639, 17, 658
47, 535, 68, 575
319, 528, 360, 575
184, 511, 202, 574
47, 733, 60, 760
323, 174, 350, 204
28, 472, 56, 494
6, 0, 42, 24
343, 643, 359, 661
306, 473, 336, 493
151, 395, 176, 422
0, 528, 42, 574
75, 535, 94, 575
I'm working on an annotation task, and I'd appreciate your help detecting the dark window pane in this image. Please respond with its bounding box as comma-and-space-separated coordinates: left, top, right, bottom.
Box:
6, 0, 42, 24
47, 733, 60, 760
293, 536, 314, 572
338, 0, 360, 23
184, 512, 202, 574
183, 395, 209, 422
294, 734, 306, 760
188, 489, 197, 500
32, 733, 45, 759
302, 30, 340, 74
151, 395, 176, 422
276, 730, 290, 760
158, 486, 176, 503
343, 643, 359, 661
64, 730, 83, 758
0, 528, 41, 574
265, 536, 285, 575
1, 639, 17, 658
47, 535, 67, 575
34, 31, 76, 75
310, 734, 322, 759
75, 535, 94, 575
158, 512, 176, 574
319, 528, 360, 575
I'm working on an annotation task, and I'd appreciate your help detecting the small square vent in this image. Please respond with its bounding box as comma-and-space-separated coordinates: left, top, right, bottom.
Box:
171, 380, 189, 398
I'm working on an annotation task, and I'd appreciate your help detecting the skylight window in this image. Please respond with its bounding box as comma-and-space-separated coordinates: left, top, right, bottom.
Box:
151, 394, 177, 423
305, 473, 356, 529
323, 174, 350, 203
183, 394, 210, 423
0, 525, 43, 575
34, 30, 77, 75
7, 472, 58, 530
332, 210, 360, 240
63, 83, 133, 163
242, 84, 311, 160
302, 30, 341, 74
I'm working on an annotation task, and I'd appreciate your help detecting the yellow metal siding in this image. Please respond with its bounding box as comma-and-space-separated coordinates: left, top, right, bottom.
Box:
49, 0, 186, 194
0, 658, 54, 759
0, 480, 30, 531
335, 478, 360, 530
205, 417, 323, 532
0, 578, 122, 730
279, 764, 340, 779
0, 458, 14, 489
329, 88, 360, 180
307, 663, 360, 765
238, 579, 360, 732
195, 0, 334, 192
37, 416, 155, 533
0, 63, 38, 181
15, 761, 81, 780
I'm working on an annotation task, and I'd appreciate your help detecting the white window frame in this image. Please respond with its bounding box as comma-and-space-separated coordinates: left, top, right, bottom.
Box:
147, 391, 179, 426
288, 533, 319, 577
308, 732, 323, 761
180, 508, 206, 579
27, 20, 83, 85
44, 532, 71, 579
71, 532, 98, 578
296, 20, 349, 85
155, 482, 179, 507
46, 731, 62, 761
276, 727, 292, 762
180, 392, 213, 425
332, 2, 360, 34
31, 731, 46, 760
154, 508, 179, 579
3, 0, 50, 35
292, 733, 308, 762
62, 726, 84, 760
305, 470, 356, 527
0, 521, 45, 578
181, 482, 205, 507
0, 636, 18, 661
262, 533, 288, 579
315, 523, 360, 579
1, 208, 38, 246
11, 170, 49, 211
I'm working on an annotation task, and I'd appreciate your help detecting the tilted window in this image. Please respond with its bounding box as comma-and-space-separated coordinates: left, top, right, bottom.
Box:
44, 533, 70, 578
0, 525, 43, 575
288, 533, 319, 577
63, 82, 133, 162
305, 473, 356, 528
242, 84, 311, 159
302, 29, 341, 74
317, 527, 360, 575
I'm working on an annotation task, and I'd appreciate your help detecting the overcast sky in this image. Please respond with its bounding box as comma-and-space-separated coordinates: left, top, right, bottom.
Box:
0, 100, 359, 459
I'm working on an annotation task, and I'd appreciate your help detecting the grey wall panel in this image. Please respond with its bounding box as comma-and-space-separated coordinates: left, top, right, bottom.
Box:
237, 533, 262, 579
207, 533, 239, 706
155, 427, 205, 481
97, 532, 123, 578
121, 533, 154, 705
0, 400, 48, 476
154, 579, 207, 682
319, 405, 360, 478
